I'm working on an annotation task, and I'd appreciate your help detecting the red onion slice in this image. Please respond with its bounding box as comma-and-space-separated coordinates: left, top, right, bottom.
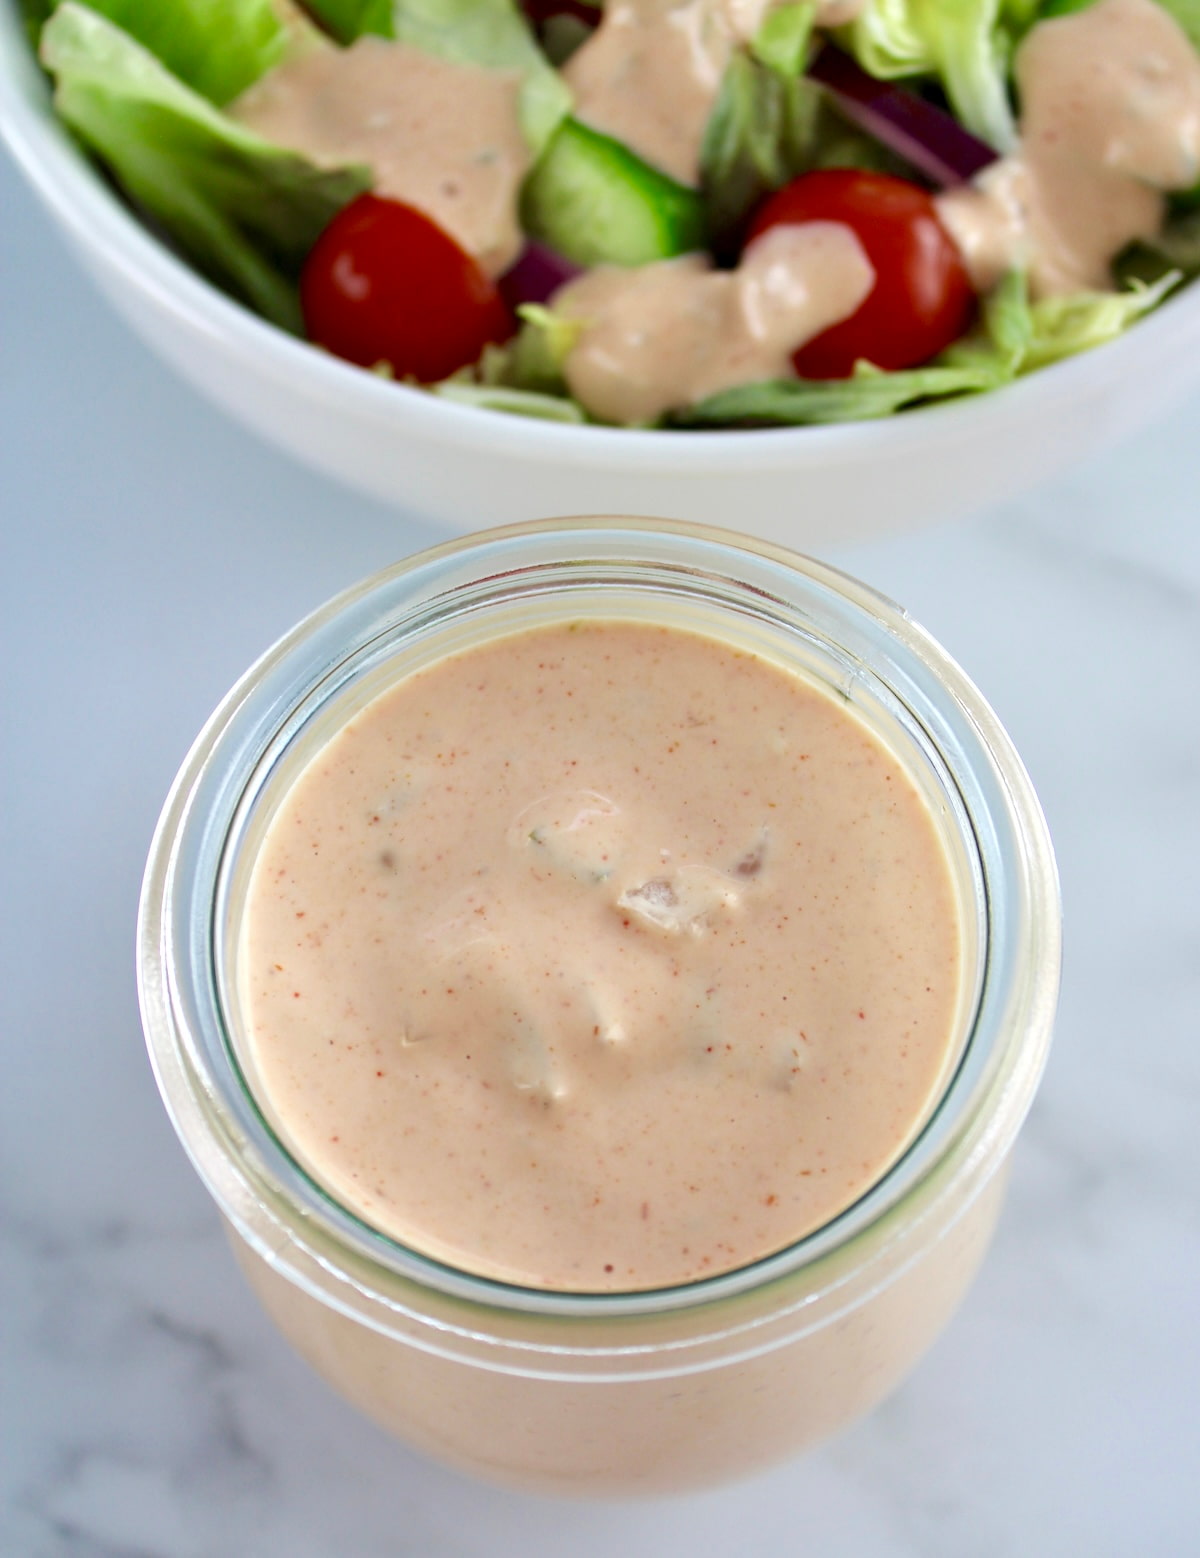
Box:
808, 44, 998, 188
499, 242, 584, 308
519, 0, 602, 24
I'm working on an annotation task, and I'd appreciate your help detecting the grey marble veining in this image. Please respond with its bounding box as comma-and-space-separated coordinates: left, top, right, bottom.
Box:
3, 149, 1198, 1557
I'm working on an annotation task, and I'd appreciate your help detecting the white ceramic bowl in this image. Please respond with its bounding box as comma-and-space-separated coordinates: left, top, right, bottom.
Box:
5, 2, 1200, 547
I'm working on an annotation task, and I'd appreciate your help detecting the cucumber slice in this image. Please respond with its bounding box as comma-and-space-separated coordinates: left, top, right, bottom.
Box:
521, 118, 706, 267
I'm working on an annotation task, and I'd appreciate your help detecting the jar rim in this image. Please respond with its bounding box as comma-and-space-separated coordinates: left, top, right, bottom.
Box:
138, 516, 1060, 1328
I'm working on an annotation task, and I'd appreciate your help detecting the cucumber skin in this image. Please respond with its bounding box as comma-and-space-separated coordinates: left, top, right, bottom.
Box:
521, 118, 706, 267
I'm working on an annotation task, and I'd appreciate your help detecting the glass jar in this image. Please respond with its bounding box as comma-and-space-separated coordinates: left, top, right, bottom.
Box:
138, 517, 1060, 1497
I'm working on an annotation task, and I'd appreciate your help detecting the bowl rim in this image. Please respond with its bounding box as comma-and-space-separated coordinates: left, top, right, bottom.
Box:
4, 0, 1200, 474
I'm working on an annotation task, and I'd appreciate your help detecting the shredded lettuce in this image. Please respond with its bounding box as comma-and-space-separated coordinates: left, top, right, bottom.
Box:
668, 360, 1001, 427
40, 4, 370, 332
835, 0, 1017, 151
1019, 275, 1181, 367
945, 267, 1183, 372
432, 382, 588, 420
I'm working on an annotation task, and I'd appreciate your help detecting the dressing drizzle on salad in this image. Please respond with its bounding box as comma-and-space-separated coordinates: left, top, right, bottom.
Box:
232, 36, 533, 276
556, 222, 875, 421
937, 0, 1200, 297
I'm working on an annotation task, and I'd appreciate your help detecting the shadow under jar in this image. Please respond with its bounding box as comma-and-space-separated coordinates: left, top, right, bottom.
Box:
138, 517, 1060, 1497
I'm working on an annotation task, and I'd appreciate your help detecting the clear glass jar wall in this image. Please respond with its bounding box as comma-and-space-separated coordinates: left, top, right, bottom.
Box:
138, 518, 1060, 1496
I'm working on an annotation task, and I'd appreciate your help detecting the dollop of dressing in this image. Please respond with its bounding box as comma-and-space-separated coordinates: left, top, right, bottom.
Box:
231, 36, 532, 275
564, 0, 864, 185
936, 0, 1200, 297
237, 620, 963, 1293
555, 222, 874, 422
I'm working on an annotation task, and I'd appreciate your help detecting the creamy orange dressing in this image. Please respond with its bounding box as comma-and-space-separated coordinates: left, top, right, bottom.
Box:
237, 619, 962, 1294
231, 36, 532, 274
554, 222, 873, 422
565, 0, 863, 185
937, 0, 1200, 297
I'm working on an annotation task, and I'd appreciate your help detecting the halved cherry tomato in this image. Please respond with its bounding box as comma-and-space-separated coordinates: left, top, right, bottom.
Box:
301, 194, 515, 382
746, 169, 974, 380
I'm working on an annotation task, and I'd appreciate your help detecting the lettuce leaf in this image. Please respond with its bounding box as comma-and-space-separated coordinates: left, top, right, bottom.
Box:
44, 0, 302, 105
750, 1, 817, 75
941, 267, 1032, 374
700, 26, 917, 253
835, 0, 1017, 151
469, 301, 582, 395
668, 360, 1002, 427
506, 303, 582, 390
701, 3, 842, 251
945, 267, 1182, 373
40, 4, 369, 332
1019, 274, 1182, 368
700, 51, 823, 249
433, 301, 586, 419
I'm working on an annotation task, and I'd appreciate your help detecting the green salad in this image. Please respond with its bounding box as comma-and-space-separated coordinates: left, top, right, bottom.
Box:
24, 0, 1200, 428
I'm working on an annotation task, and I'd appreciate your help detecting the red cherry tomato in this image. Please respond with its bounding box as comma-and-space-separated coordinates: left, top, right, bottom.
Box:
746, 169, 974, 379
301, 194, 515, 382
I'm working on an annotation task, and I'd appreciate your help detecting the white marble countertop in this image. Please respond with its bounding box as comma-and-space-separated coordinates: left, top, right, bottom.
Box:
3, 147, 1198, 1557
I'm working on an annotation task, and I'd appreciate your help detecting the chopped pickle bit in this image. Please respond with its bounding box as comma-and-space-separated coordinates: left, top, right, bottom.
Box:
732, 827, 769, 878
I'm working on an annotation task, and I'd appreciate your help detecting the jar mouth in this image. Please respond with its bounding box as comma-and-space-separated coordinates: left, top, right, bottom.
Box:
139, 516, 1060, 1322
